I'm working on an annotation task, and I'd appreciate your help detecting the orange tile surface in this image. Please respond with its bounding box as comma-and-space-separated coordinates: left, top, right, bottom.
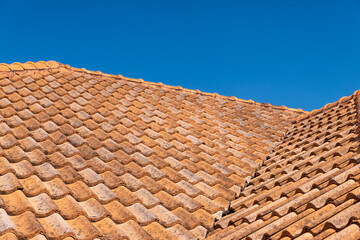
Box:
0, 61, 306, 239
209, 91, 360, 239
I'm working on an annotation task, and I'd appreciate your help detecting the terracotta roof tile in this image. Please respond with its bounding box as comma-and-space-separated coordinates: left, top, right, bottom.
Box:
0, 61, 306, 239
134, 188, 160, 208
209, 90, 360, 239
104, 200, 135, 224
0, 173, 22, 194
149, 205, 181, 227
167, 224, 197, 240
92, 218, 128, 240
79, 198, 110, 221
67, 216, 101, 240
0, 233, 18, 240
127, 203, 157, 225
13, 160, 34, 178
174, 193, 202, 212
11, 211, 44, 238
191, 225, 208, 239
43, 178, 71, 199
0, 157, 14, 175
144, 222, 180, 240
140, 175, 164, 194
118, 220, 152, 240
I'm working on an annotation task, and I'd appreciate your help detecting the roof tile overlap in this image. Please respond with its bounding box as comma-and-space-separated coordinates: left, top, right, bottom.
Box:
0, 60, 325, 239
209, 91, 360, 239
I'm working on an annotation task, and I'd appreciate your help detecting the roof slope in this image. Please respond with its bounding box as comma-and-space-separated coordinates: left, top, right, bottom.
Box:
0, 61, 304, 240
208, 91, 360, 239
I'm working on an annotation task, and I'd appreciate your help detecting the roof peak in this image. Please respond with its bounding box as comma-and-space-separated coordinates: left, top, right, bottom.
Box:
0, 60, 306, 114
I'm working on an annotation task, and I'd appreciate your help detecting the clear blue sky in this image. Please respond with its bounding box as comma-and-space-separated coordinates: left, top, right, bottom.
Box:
1, 1, 360, 111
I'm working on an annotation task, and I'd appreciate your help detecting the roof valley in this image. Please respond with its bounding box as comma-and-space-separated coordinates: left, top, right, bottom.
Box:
207, 91, 360, 239
206, 127, 292, 237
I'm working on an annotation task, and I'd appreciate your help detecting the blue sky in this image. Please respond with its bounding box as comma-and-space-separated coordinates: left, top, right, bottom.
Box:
1, 1, 360, 111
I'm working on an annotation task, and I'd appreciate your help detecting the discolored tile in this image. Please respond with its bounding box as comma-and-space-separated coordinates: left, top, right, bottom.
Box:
0, 61, 310, 240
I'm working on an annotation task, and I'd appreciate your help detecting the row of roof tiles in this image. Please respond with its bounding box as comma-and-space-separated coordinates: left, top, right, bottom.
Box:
6, 61, 360, 239
209, 91, 360, 239
0, 62, 305, 239
0, 61, 305, 113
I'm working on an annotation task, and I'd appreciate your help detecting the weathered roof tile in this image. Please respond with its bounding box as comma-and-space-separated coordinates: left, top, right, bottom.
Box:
134, 188, 160, 208
37, 213, 74, 239
209, 92, 360, 239
0, 61, 306, 239
127, 203, 157, 225
79, 198, 110, 221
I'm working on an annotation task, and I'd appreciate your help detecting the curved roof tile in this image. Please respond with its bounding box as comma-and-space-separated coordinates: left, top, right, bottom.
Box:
0, 61, 306, 239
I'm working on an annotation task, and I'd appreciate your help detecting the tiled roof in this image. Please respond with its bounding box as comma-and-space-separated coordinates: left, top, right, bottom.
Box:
208, 91, 360, 239
0, 61, 305, 239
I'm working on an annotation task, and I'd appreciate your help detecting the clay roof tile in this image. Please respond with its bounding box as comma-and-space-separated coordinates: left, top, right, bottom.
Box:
0, 61, 311, 239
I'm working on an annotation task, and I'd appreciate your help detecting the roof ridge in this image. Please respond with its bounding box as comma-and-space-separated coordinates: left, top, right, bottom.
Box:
0, 60, 62, 71
293, 90, 359, 124
0, 60, 306, 114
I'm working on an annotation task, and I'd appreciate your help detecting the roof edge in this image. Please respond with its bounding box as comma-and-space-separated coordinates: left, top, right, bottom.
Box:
293, 90, 360, 124
0, 60, 307, 114
0, 61, 61, 71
